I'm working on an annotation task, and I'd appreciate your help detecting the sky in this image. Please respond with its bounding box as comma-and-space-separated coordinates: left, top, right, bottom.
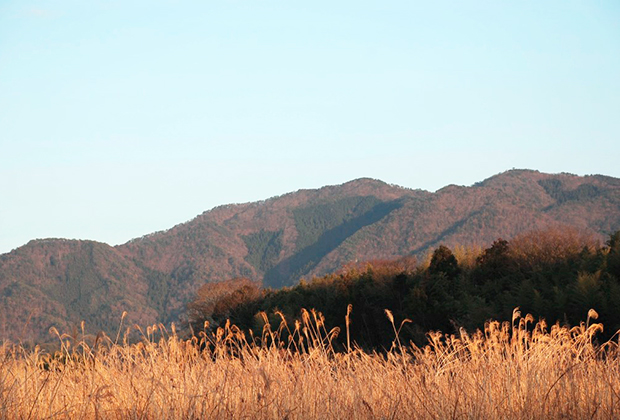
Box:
1, 1, 619, 254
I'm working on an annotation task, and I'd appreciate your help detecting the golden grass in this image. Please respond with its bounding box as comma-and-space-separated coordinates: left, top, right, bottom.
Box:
2, 308, 620, 419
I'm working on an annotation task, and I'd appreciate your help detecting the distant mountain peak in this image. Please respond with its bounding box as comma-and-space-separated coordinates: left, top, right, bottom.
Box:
341, 177, 389, 187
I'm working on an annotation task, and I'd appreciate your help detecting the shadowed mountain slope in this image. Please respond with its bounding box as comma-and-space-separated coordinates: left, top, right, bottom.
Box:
2, 170, 619, 342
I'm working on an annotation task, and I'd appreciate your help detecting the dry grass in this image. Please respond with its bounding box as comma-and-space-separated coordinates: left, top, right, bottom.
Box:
2, 308, 620, 419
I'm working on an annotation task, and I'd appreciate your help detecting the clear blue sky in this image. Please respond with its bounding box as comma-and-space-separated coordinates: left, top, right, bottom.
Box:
1, 1, 619, 254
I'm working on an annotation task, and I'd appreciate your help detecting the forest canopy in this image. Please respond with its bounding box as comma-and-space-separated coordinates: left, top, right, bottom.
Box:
188, 228, 620, 349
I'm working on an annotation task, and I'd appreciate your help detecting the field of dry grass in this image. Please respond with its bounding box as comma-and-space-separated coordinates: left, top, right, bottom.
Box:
2, 308, 620, 419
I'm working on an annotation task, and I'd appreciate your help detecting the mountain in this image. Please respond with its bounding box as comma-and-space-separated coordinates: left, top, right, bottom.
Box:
2, 169, 620, 342
0, 240, 157, 342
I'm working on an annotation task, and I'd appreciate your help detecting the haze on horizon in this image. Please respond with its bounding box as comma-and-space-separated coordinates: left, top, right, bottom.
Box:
1, 1, 619, 254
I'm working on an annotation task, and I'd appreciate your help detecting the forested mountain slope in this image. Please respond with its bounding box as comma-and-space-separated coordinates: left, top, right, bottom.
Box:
0, 240, 157, 342
1, 170, 619, 342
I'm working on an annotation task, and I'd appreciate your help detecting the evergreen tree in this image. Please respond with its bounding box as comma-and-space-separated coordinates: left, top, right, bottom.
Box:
429, 245, 460, 280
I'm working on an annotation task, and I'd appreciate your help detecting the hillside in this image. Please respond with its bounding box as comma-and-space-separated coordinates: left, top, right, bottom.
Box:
1, 169, 620, 342
0, 240, 157, 342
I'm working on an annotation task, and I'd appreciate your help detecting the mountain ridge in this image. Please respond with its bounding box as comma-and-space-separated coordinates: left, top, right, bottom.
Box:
2, 169, 619, 342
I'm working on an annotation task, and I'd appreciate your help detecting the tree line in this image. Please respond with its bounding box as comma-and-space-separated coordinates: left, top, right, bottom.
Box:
187, 228, 620, 350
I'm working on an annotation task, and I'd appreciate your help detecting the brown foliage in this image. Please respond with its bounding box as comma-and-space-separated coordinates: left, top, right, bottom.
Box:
336, 256, 418, 279
187, 277, 261, 328
508, 226, 599, 270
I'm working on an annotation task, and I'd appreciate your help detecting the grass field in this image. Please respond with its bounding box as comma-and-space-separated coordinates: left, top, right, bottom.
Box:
1, 308, 619, 419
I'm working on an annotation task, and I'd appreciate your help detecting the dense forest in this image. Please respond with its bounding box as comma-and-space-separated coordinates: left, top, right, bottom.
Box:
188, 228, 620, 349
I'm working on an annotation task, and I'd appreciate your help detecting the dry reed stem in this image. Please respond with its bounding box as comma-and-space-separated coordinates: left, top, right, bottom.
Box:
1, 309, 619, 419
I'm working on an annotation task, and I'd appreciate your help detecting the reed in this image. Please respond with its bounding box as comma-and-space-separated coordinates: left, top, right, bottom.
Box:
1, 308, 619, 419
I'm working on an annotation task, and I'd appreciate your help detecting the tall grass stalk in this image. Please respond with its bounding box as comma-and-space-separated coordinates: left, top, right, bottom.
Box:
1, 308, 619, 419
